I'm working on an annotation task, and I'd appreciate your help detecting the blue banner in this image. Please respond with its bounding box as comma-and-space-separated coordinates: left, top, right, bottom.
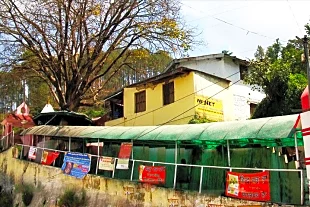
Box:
61, 152, 91, 179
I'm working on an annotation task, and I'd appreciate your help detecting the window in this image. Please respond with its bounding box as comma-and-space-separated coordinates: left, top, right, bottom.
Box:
163, 82, 174, 105
239, 65, 248, 80
135, 91, 146, 113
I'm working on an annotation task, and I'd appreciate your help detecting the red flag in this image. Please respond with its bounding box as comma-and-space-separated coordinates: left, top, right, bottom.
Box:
41, 151, 60, 165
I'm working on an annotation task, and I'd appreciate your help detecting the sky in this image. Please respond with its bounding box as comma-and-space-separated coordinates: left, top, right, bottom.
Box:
180, 0, 310, 60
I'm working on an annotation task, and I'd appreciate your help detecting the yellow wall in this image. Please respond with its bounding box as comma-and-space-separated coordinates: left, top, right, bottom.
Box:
193, 72, 234, 121
105, 71, 235, 126
106, 72, 196, 126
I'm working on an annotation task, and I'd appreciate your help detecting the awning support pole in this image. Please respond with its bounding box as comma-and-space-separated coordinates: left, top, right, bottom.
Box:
227, 140, 231, 167
301, 169, 304, 205
43, 136, 45, 150
295, 132, 300, 165
130, 161, 135, 181
69, 137, 71, 152
96, 138, 100, 175
97, 138, 100, 156
130, 139, 134, 181
199, 167, 203, 193
173, 141, 178, 189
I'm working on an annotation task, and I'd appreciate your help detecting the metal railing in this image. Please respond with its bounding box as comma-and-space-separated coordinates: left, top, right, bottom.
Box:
0, 131, 14, 151
15, 143, 304, 205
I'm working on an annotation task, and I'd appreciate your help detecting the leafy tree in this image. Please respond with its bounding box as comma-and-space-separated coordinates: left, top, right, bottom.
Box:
0, 69, 25, 112
244, 39, 307, 118
222, 50, 233, 55
0, 0, 195, 111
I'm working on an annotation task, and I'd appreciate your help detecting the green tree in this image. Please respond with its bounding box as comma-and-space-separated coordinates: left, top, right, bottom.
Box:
0, 0, 195, 111
222, 50, 233, 55
245, 39, 307, 118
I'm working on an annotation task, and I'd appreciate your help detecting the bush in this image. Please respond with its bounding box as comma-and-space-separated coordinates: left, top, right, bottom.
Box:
188, 114, 212, 124
58, 188, 87, 207
18, 183, 34, 206
0, 191, 13, 207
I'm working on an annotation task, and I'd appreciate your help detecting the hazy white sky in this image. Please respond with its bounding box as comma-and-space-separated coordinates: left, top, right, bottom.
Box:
180, 0, 310, 60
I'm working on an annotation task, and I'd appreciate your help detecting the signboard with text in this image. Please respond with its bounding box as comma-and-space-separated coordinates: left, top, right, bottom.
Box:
225, 171, 270, 201
61, 152, 91, 179
98, 156, 115, 171
139, 165, 166, 184
118, 142, 132, 159
195, 95, 224, 121
28, 147, 37, 160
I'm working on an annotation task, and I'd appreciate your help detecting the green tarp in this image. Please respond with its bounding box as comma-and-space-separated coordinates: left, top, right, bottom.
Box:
20, 114, 301, 147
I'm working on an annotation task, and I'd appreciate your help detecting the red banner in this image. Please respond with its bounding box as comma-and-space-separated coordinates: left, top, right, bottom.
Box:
41, 151, 60, 165
139, 165, 166, 184
118, 142, 132, 159
225, 171, 270, 201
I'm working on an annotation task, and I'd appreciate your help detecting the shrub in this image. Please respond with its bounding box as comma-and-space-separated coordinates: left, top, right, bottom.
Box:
19, 183, 34, 206
58, 188, 87, 207
0, 191, 13, 207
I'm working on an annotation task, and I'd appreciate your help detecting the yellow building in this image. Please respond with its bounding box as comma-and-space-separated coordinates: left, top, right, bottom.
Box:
104, 66, 235, 126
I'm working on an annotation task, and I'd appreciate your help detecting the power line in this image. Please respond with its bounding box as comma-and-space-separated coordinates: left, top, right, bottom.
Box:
180, 1, 288, 43
111, 70, 240, 126
286, 0, 303, 36
133, 78, 242, 140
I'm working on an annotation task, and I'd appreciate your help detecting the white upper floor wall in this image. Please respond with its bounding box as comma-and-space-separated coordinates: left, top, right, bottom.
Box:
166, 53, 266, 120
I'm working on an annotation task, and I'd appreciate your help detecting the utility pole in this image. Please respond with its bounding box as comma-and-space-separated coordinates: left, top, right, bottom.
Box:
303, 35, 310, 111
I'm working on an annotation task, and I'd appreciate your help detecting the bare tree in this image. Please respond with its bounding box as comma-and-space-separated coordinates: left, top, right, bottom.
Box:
0, 0, 195, 111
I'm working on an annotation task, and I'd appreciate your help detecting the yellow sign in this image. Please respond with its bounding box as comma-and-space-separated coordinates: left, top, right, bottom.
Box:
195, 96, 224, 121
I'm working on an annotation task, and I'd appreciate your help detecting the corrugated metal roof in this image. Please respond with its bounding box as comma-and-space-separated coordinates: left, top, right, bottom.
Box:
21, 114, 300, 146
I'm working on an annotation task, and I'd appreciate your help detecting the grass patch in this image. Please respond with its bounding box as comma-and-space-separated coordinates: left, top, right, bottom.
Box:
15, 183, 34, 206
58, 188, 88, 207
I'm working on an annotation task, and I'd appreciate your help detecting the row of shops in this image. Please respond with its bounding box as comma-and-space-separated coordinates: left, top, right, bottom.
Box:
4, 113, 305, 205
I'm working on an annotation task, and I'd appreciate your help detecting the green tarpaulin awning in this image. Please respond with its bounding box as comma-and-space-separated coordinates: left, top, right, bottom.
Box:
20, 114, 302, 147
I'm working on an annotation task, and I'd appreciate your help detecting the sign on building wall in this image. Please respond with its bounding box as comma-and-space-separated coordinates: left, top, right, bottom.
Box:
61, 152, 91, 179
195, 95, 224, 121
225, 171, 270, 201
139, 165, 166, 184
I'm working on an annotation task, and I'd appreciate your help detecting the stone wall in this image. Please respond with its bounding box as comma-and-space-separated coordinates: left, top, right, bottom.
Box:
0, 148, 269, 207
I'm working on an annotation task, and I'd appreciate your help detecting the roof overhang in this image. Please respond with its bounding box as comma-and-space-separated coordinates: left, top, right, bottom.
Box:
21, 114, 301, 147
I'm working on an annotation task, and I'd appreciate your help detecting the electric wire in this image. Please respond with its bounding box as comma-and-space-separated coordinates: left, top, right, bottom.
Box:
80, 70, 242, 137
132, 78, 242, 140
180, 1, 288, 43
286, 0, 303, 36
111, 70, 240, 126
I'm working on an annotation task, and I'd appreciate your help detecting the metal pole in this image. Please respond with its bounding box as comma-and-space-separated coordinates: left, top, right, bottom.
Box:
301, 170, 304, 205
199, 167, 203, 193
97, 138, 100, 157
69, 137, 71, 152
43, 136, 45, 150
303, 35, 310, 109
173, 141, 178, 189
20, 145, 23, 160
112, 158, 117, 178
95, 155, 99, 175
130, 140, 134, 180
96, 139, 100, 175
227, 140, 231, 167
295, 132, 300, 168
130, 160, 135, 181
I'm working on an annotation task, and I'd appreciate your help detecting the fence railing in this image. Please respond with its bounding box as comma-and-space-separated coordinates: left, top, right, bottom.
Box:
15, 143, 305, 205
0, 131, 14, 151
